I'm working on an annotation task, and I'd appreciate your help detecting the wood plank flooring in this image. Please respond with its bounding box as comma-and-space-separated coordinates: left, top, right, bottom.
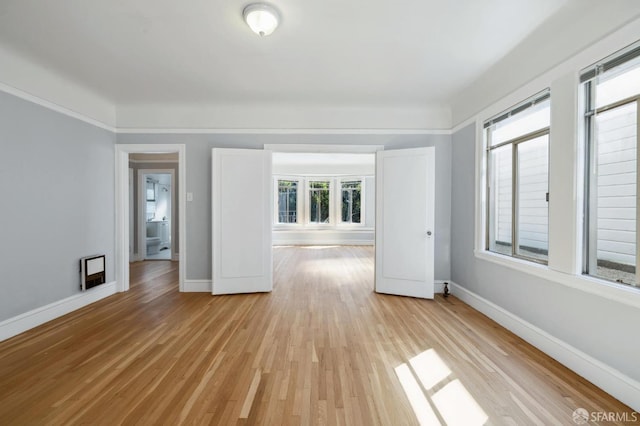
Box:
0, 246, 634, 425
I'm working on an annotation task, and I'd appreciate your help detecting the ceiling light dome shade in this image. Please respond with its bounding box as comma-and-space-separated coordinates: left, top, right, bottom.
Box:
243, 3, 280, 36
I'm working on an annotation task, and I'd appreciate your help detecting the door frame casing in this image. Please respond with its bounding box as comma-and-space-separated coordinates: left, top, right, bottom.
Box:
115, 144, 186, 292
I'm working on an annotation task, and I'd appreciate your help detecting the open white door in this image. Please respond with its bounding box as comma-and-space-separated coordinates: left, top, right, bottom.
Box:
375, 147, 435, 299
212, 148, 272, 295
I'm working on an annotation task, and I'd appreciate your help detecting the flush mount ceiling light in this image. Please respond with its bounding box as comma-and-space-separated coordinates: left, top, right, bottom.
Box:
243, 3, 280, 37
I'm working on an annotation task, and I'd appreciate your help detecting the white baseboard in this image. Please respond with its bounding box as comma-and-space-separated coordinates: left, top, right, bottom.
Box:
0, 281, 118, 343
130, 253, 179, 262
273, 240, 374, 246
184, 279, 212, 292
434, 280, 449, 294
451, 282, 640, 411
184, 279, 447, 294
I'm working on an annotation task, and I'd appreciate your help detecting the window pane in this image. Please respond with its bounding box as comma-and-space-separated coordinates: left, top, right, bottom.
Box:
309, 181, 330, 223
490, 99, 550, 146
488, 145, 512, 255
591, 102, 637, 284
278, 180, 297, 223
596, 56, 640, 108
516, 135, 549, 261
341, 180, 362, 223
342, 190, 350, 222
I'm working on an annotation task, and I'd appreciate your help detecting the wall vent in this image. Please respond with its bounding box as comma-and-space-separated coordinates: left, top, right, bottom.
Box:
80, 255, 106, 291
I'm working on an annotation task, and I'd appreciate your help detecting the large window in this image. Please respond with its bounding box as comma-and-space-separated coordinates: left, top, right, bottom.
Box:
274, 176, 367, 227
308, 180, 331, 224
341, 180, 362, 224
485, 91, 551, 263
583, 45, 640, 286
277, 179, 298, 223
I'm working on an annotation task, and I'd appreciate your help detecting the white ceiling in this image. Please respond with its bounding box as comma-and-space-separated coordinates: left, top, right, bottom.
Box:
0, 0, 568, 111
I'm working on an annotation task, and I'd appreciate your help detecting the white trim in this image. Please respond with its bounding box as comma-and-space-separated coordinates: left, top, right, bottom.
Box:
115, 144, 187, 292
172, 252, 180, 261
274, 172, 371, 177
273, 239, 374, 246
0, 82, 116, 132
188, 268, 444, 294
0, 282, 117, 343
120, 128, 452, 135
475, 250, 640, 309
273, 227, 374, 233
128, 167, 134, 260
434, 280, 447, 294
266, 144, 385, 153
451, 282, 640, 411
184, 279, 212, 292
451, 117, 477, 135
186, 278, 440, 293
1, 82, 454, 137
128, 159, 179, 164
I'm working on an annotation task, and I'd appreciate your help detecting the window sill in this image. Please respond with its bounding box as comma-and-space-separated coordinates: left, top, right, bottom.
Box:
336, 223, 368, 229
474, 250, 640, 309
274, 227, 374, 232
273, 224, 302, 229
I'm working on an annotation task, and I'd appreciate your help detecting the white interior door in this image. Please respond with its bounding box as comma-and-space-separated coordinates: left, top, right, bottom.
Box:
375, 147, 435, 298
212, 148, 272, 295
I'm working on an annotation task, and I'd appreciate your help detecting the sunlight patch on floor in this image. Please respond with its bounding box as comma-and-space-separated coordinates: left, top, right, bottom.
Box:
409, 349, 451, 390
432, 380, 488, 426
396, 349, 489, 425
394, 364, 441, 425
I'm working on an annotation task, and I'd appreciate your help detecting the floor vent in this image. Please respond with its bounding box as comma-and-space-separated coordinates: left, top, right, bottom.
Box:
80, 255, 106, 291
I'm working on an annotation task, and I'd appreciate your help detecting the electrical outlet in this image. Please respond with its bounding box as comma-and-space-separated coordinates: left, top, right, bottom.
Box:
187, 192, 193, 202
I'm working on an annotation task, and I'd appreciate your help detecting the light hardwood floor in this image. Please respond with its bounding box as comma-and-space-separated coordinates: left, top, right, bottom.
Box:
0, 246, 633, 425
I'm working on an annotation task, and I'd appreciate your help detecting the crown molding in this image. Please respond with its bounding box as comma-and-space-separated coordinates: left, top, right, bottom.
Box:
115, 127, 453, 135
0, 82, 116, 132
0, 81, 457, 136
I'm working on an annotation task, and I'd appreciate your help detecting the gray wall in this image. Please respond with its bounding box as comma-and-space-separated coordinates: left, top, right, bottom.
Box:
0, 91, 115, 322
451, 123, 640, 382
117, 133, 452, 281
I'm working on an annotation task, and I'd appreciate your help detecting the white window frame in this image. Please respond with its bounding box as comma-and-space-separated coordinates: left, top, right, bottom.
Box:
483, 90, 551, 265
471, 32, 640, 310
306, 178, 334, 227
273, 176, 302, 227
337, 177, 366, 227
581, 42, 640, 287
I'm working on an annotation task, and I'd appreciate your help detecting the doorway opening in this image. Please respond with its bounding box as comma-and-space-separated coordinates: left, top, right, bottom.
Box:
211, 143, 435, 299
115, 144, 186, 293
271, 152, 376, 248
138, 169, 175, 260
